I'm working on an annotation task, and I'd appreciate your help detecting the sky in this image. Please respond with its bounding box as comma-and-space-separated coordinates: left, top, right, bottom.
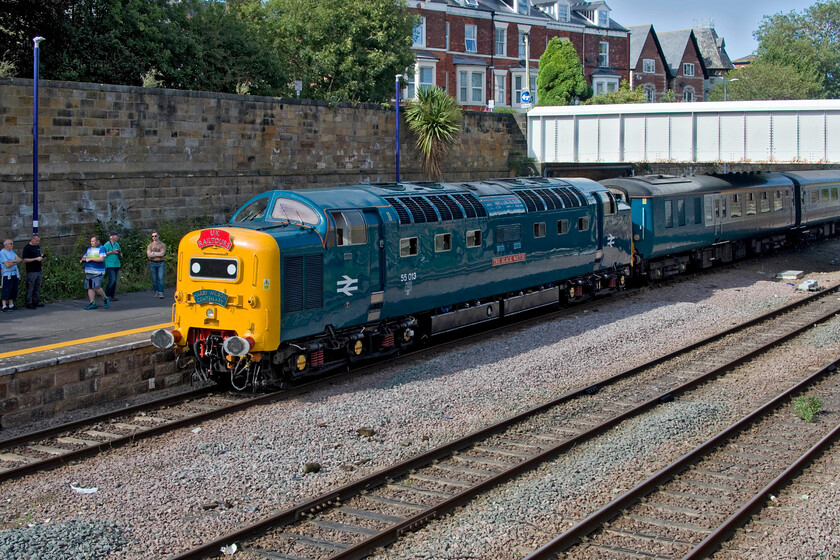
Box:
613, 1, 818, 61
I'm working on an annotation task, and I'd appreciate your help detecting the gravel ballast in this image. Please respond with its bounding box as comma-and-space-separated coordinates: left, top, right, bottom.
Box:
1, 243, 840, 559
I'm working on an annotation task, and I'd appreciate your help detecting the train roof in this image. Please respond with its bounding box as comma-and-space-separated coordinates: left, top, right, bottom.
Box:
779, 169, 840, 186
601, 173, 794, 198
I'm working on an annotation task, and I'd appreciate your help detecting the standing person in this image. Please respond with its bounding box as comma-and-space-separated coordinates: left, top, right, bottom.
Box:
1, 238, 22, 312
21, 233, 45, 309
103, 231, 122, 301
80, 236, 109, 310
146, 231, 166, 298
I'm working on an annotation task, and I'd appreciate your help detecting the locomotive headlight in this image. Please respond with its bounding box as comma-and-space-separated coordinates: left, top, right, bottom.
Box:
206, 308, 215, 319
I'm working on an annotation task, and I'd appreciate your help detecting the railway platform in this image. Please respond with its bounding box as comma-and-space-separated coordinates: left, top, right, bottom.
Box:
0, 289, 173, 386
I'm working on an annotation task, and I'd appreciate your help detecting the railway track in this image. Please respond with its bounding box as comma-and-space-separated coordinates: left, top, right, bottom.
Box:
166, 285, 840, 560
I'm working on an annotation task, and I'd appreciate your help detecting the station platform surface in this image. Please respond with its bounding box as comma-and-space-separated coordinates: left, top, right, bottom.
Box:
0, 290, 173, 372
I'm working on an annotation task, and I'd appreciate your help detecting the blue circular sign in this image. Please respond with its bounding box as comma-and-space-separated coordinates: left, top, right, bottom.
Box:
521, 91, 532, 104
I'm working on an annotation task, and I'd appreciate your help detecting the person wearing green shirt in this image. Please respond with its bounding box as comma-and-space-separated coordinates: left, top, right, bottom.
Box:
103, 232, 122, 301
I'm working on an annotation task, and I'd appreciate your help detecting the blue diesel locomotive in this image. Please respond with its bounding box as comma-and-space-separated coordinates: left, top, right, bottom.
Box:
151, 177, 632, 390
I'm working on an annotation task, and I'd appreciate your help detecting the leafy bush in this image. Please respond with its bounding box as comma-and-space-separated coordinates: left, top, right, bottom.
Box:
792, 395, 822, 423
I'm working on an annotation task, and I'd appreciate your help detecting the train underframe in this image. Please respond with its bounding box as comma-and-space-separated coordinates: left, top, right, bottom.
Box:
185, 265, 630, 391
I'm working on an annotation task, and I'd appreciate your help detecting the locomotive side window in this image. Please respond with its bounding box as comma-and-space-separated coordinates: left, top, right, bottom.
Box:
578, 216, 589, 231
496, 224, 521, 243
665, 200, 673, 228
235, 197, 269, 221
331, 211, 367, 246
677, 199, 686, 226
271, 198, 320, 225
730, 194, 742, 218
400, 237, 418, 257
435, 233, 452, 252
466, 229, 482, 248
557, 219, 569, 235
534, 222, 546, 238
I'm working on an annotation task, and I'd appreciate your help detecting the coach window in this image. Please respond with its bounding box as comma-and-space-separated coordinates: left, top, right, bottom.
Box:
695, 197, 703, 224
557, 219, 569, 234
578, 216, 589, 231
746, 193, 757, 215
331, 210, 367, 246
466, 229, 482, 248
811, 190, 820, 205
534, 222, 546, 238
822, 188, 831, 202
730, 194, 742, 218
774, 191, 784, 211
677, 199, 686, 226
832, 187, 839, 201
760, 192, 770, 213
665, 200, 674, 228
400, 237, 418, 257
435, 233, 452, 252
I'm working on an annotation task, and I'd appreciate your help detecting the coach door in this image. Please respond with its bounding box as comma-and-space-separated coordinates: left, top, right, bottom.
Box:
704, 194, 725, 237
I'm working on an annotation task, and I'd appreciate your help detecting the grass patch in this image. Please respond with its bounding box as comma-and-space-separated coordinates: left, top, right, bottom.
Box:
792, 395, 822, 423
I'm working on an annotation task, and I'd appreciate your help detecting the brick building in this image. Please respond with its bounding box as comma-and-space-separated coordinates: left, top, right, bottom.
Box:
657, 29, 708, 102
406, 0, 630, 110
627, 25, 669, 102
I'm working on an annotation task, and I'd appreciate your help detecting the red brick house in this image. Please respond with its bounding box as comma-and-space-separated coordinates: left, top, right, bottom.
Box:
627, 25, 669, 102
657, 29, 708, 101
406, 0, 631, 110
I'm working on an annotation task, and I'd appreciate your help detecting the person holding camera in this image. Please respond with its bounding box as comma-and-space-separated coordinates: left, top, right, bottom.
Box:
103, 231, 122, 301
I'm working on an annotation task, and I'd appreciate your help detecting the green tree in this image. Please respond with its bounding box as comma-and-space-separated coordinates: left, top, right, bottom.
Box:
706, 61, 825, 101
404, 86, 461, 181
536, 37, 592, 106
583, 80, 645, 104
755, 0, 839, 97
265, 0, 417, 102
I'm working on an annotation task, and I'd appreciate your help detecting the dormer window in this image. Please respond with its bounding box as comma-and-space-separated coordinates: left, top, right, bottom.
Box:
597, 9, 608, 27
517, 0, 529, 15
557, 2, 569, 21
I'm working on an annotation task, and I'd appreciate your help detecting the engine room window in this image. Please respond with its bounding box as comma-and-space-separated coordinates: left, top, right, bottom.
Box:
235, 197, 269, 221
400, 237, 418, 257
331, 210, 367, 246
466, 229, 482, 248
534, 222, 546, 238
271, 198, 321, 225
774, 191, 784, 211
730, 194, 742, 218
496, 224, 521, 243
557, 219, 569, 234
578, 216, 589, 231
435, 233, 452, 252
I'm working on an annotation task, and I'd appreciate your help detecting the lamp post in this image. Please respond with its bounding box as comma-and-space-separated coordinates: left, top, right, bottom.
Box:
32, 36, 45, 235
723, 77, 739, 101
395, 74, 401, 183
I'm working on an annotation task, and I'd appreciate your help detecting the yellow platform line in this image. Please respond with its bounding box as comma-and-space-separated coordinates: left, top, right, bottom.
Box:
0, 322, 174, 360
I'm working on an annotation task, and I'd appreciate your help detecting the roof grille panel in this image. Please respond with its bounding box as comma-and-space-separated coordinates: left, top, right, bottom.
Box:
383, 197, 412, 224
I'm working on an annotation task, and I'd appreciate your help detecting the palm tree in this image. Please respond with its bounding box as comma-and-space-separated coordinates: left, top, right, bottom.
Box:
404, 86, 461, 181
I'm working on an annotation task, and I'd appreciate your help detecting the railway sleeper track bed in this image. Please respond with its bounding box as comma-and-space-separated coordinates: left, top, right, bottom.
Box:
167, 284, 840, 560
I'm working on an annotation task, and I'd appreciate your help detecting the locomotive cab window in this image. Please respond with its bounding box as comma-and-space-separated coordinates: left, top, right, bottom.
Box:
331, 210, 367, 246
466, 229, 482, 248
534, 222, 546, 238
271, 198, 321, 225
557, 219, 569, 235
235, 197, 269, 221
435, 233, 452, 252
400, 237, 418, 257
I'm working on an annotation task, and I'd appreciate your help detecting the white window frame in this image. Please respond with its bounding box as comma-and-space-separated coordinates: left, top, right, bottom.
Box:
642, 58, 655, 73
556, 1, 569, 22
511, 70, 537, 107
457, 66, 486, 105
465, 24, 477, 53
493, 69, 507, 106
518, 27, 530, 58
494, 24, 507, 57
683, 62, 695, 76
445, 22, 450, 50
643, 83, 655, 102
592, 77, 619, 96
517, 0, 529, 15
413, 17, 426, 48
598, 42, 609, 68
404, 61, 437, 100
597, 9, 608, 27
683, 86, 695, 102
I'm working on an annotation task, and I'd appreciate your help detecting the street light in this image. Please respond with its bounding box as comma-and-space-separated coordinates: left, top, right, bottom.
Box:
724, 78, 739, 101
32, 36, 45, 235
395, 74, 402, 183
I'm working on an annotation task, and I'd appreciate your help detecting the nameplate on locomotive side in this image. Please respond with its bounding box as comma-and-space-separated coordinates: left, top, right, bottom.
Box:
193, 289, 229, 306
197, 229, 233, 250
492, 253, 526, 266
